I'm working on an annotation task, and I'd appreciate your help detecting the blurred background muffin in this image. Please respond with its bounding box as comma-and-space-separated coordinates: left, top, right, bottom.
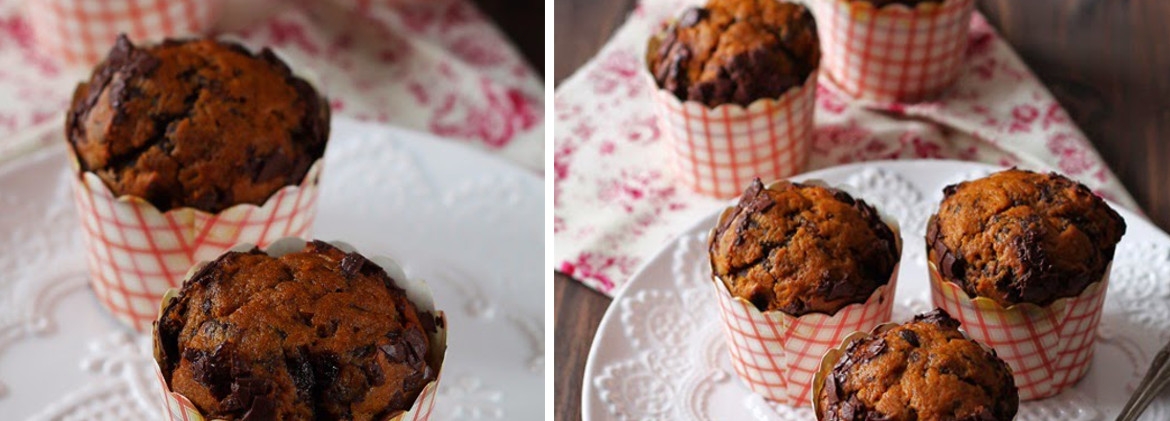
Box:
709, 179, 899, 315
66, 35, 330, 213
156, 240, 441, 420
817, 309, 1018, 421
647, 0, 819, 107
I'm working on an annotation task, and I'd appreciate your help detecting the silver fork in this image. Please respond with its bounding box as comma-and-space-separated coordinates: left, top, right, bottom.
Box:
1116, 341, 1170, 421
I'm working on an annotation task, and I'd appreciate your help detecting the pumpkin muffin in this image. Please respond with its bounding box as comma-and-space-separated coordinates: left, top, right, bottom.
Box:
156, 241, 438, 420
66, 35, 330, 213
648, 0, 820, 107
926, 169, 1126, 307
709, 179, 899, 315
818, 309, 1018, 421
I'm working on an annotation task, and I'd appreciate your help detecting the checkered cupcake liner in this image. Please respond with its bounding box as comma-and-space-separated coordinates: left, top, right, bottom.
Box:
642, 54, 817, 198
150, 238, 448, 421
69, 154, 323, 332
815, 0, 975, 103
810, 315, 1005, 419
707, 182, 901, 406
27, 0, 222, 67
928, 259, 1109, 401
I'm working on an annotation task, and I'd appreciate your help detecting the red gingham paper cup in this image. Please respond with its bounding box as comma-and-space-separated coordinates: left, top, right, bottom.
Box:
706, 185, 901, 406
27, 0, 222, 67
644, 32, 817, 198
928, 258, 1108, 401
647, 72, 816, 199
70, 155, 322, 332
151, 238, 447, 421
815, 0, 974, 103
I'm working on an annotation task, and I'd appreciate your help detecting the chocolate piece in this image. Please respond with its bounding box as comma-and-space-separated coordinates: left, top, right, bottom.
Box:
648, 0, 820, 107
899, 329, 920, 347
818, 309, 1017, 420
927, 169, 1126, 306
66, 36, 330, 213
709, 180, 899, 315
159, 241, 435, 419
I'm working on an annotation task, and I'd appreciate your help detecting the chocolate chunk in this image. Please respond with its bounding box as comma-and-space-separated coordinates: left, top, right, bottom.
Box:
860, 338, 888, 361
340, 252, 368, 279
379, 342, 405, 363
418, 311, 437, 333
240, 396, 276, 421
824, 373, 841, 403
404, 328, 428, 367
899, 329, 920, 347
286, 350, 314, 400
913, 308, 960, 329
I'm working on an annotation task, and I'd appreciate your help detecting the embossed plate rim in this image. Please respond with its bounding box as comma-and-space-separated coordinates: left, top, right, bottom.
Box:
582, 159, 1167, 421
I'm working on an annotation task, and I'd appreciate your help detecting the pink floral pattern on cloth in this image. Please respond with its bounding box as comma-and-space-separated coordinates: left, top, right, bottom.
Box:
554, 1, 1138, 295
1, 0, 543, 170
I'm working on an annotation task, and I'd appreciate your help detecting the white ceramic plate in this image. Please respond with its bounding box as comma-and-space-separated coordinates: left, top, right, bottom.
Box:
583, 160, 1170, 421
0, 117, 544, 420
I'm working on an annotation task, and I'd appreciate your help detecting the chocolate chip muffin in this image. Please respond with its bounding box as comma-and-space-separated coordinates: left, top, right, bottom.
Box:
709, 179, 899, 315
850, 0, 941, 7
818, 309, 1018, 421
648, 0, 820, 107
67, 35, 330, 213
926, 169, 1126, 307
156, 241, 439, 420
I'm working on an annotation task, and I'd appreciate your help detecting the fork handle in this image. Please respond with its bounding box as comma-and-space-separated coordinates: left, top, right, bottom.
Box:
1116, 342, 1170, 421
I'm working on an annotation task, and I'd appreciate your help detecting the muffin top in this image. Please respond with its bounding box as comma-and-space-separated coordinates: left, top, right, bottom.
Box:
709, 179, 899, 316
849, 0, 942, 7
927, 169, 1126, 307
157, 241, 438, 420
648, 0, 820, 107
67, 35, 330, 213
818, 309, 1018, 421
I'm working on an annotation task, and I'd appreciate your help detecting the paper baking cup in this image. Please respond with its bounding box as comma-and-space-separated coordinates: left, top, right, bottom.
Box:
151, 238, 448, 421
815, 0, 974, 103
70, 156, 322, 332
707, 183, 901, 406
810, 317, 1011, 419
643, 55, 816, 198
928, 259, 1108, 401
27, 0, 222, 67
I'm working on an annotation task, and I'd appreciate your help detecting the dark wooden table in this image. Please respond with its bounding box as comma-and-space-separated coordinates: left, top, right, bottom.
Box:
554, 1, 1170, 420
473, 0, 544, 75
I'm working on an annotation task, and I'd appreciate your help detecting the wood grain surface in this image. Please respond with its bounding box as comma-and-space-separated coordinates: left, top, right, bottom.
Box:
474, 0, 545, 75
553, 1, 1170, 420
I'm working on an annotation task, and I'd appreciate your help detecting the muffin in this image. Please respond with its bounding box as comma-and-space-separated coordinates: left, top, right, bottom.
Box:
927, 169, 1126, 307
926, 169, 1124, 400
709, 178, 900, 315
706, 179, 900, 405
68, 35, 329, 331
648, 0, 819, 107
155, 240, 441, 420
66, 34, 330, 213
816, 309, 1018, 421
